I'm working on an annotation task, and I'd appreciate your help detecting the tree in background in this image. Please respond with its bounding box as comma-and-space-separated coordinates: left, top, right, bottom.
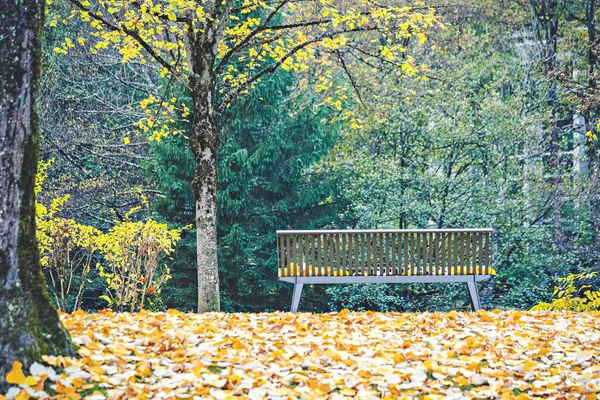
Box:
57, 0, 440, 311
35, 0, 600, 313
322, 0, 577, 311
150, 68, 349, 312
39, 20, 158, 230
0, 0, 75, 390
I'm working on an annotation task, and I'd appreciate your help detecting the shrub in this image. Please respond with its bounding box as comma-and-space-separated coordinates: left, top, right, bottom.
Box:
531, 272, 600, 312
37, 160, 189, 312
96, 203, 190, 312
36, 159, 101, 312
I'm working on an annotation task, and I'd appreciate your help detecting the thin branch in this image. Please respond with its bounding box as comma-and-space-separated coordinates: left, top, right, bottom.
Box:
218, 25, 381, 113
68, 0, 182, 81
335, 50, 369, 110
215, 0, 290, 73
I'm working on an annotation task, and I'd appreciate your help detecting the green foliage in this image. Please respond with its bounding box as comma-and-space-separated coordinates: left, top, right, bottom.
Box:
217, 72, 348, 312
148, 70, 347, 312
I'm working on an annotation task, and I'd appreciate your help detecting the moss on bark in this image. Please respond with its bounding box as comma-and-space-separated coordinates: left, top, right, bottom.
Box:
0, 0, 76, 392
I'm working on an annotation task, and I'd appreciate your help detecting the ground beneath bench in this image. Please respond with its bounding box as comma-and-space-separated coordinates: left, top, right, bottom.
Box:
3, 310, 600, 399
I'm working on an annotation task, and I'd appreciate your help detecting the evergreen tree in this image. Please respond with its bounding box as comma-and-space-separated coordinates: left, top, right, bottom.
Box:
149, 71, 347, 312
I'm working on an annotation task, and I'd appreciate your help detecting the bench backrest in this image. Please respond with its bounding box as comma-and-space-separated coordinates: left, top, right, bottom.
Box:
277, 229, 493, 277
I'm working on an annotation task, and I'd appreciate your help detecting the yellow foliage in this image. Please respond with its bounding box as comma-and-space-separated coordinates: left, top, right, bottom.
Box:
36, 159, 102, 312
36, 160, 188, 313
96, 203, 190, 312
531, 272, 600, 312
48, 0, 441, 142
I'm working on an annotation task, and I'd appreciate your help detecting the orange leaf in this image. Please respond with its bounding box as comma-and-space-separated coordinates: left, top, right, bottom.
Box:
232, 341, 246, 350
393, 353, 405, 363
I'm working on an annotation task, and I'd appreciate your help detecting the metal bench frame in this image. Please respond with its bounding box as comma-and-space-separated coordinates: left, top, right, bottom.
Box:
277, 229, 494, 312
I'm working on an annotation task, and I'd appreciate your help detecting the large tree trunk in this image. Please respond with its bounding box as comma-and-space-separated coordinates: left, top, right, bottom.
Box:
0, 0, 75, 391
187, 35, 221, 312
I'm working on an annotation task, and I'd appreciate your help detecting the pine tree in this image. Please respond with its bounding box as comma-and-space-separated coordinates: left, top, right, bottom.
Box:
149, 70, 347, 311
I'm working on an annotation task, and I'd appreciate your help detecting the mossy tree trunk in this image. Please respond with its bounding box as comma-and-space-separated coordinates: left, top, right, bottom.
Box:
0, 0, 75, 391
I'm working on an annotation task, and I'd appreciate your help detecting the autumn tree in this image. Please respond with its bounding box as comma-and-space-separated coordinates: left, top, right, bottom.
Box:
0, 0, 75, 390
56, 0, 439, 311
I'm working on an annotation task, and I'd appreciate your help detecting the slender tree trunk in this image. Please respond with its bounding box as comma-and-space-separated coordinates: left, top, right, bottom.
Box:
584, 0, 600, 266
573, 41, 588, 179
0, 0, 75, 390
546, 0, 564, 251
187, 34, 221, 312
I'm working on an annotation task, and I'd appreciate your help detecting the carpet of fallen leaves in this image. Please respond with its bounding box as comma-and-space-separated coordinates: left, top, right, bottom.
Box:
2, 309, 600, 399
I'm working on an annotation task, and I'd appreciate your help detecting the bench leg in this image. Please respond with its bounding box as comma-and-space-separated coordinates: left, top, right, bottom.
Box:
291, 283, 304, 312
467, 279, 481, 311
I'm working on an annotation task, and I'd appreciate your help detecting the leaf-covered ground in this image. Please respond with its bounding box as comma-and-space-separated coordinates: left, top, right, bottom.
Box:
3, 310, 600, 399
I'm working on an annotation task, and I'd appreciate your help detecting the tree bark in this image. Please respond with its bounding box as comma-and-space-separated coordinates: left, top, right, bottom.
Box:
0, 0, 75, 391
584, 0, 600, 266
545, 0, 563, 251
187, 33, 221, 312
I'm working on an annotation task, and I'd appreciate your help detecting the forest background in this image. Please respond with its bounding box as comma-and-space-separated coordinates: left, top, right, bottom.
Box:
38, 0, 600, 313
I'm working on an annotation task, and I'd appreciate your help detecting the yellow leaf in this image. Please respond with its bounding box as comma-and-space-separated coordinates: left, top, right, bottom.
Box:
523, 360, 537, 372
6, 361, 26, 385
24, 376, 38, 386
123, 137, 130, 145
454, 375, 469, 386
536, 347, 550, 357
423, 359, 434, 371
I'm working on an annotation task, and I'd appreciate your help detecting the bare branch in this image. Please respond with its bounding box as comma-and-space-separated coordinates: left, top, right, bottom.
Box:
335, 50, 369, 110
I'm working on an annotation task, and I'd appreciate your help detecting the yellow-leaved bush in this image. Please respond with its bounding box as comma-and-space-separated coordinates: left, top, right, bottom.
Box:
36, 159, 102, 312
36, 160, 189, 312
531, 272, 600, 312
97, 204, 190, 312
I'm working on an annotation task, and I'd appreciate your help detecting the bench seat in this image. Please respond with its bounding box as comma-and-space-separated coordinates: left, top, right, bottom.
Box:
279, 263, 497, 277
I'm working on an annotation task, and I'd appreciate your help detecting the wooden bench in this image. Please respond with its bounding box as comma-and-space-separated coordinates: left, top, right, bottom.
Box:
277, 229, 495, 312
